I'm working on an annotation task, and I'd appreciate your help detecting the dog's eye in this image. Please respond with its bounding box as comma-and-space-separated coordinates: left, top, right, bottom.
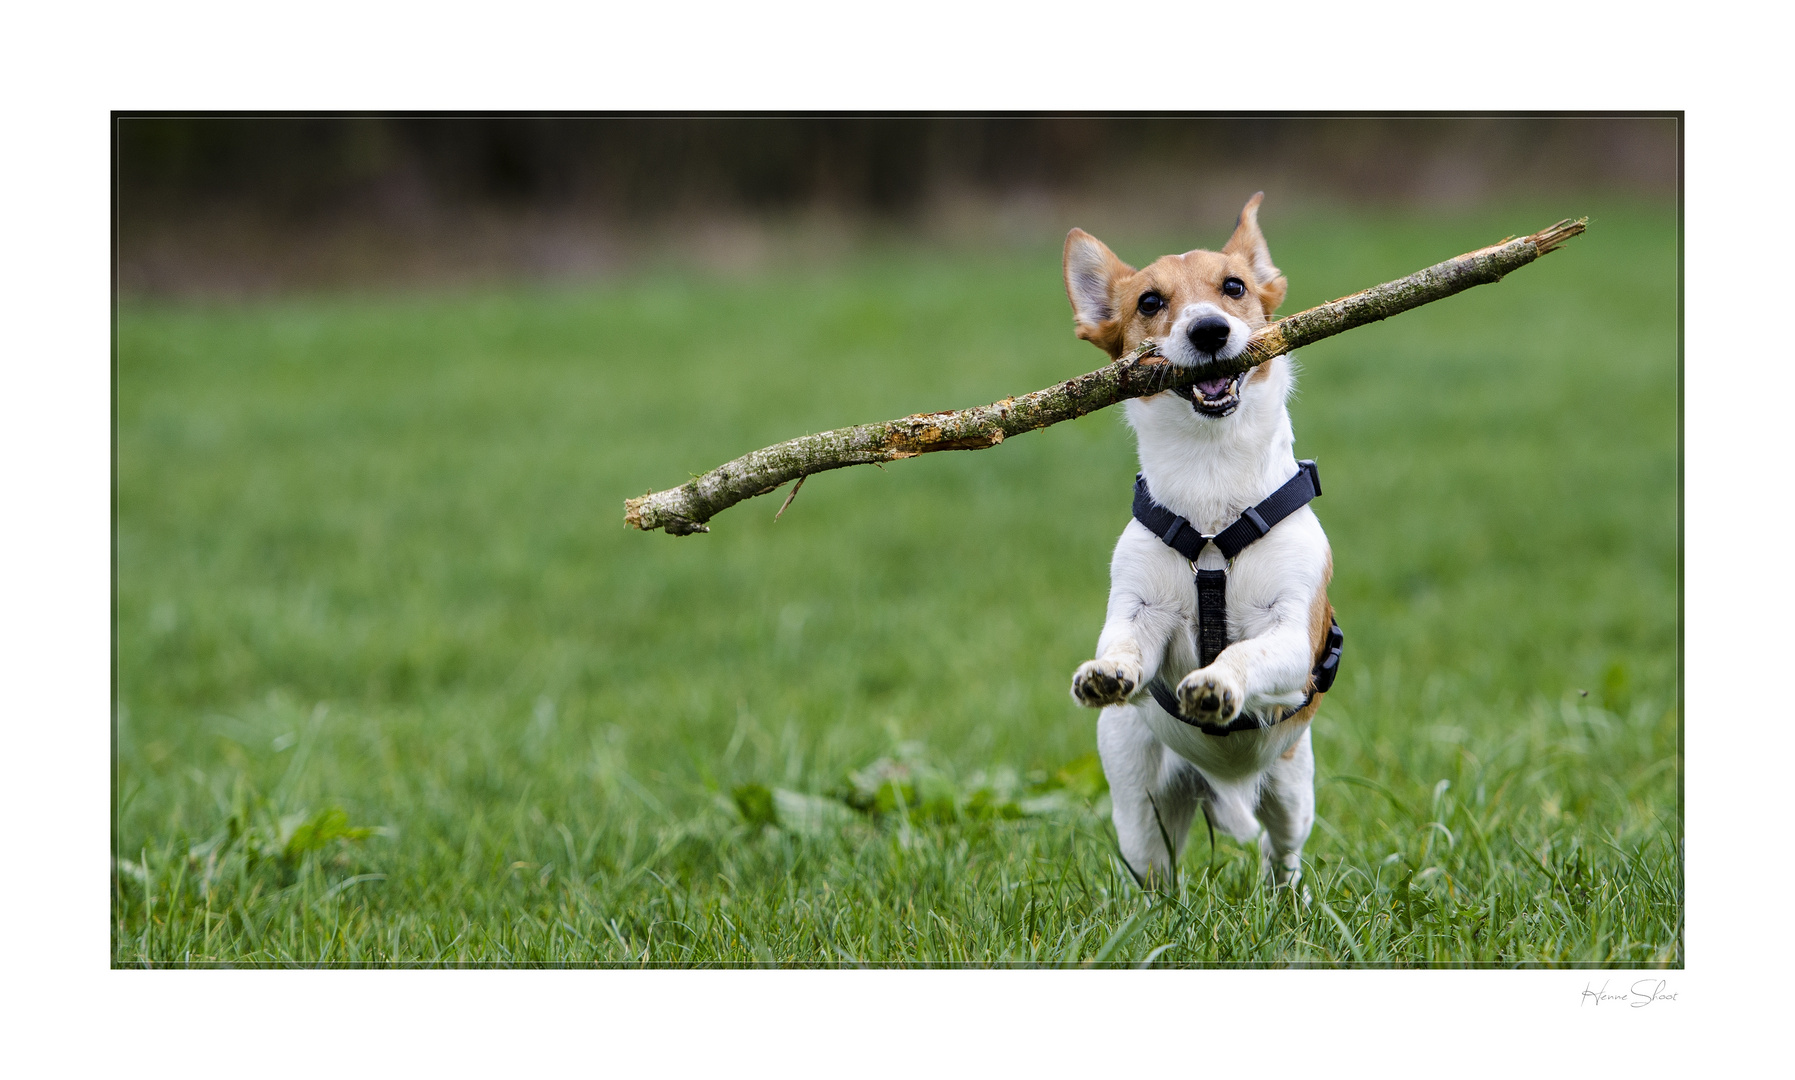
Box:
1137, 291, 1166, 316
1222, 278, 1247, 299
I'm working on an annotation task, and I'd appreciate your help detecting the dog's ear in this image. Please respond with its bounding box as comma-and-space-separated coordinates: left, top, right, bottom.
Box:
1223, 192, 1287, 314
1064, 228, 1133, 354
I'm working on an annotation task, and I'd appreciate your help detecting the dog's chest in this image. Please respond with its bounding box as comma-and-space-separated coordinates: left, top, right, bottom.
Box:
1159, 542, 1293, 670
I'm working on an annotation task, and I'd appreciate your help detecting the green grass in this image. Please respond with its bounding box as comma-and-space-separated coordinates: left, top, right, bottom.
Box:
113, 197, 1680, 966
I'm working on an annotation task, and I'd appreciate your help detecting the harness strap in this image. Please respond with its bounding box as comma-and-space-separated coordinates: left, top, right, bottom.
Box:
1130, 459, 1320, 563
1195, 568, 1229, 668
1130, 460, 1342, 738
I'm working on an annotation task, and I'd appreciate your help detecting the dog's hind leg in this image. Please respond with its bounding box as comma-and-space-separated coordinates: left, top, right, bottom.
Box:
1254, 726, 1316, 888
1097, 704, 1206, 889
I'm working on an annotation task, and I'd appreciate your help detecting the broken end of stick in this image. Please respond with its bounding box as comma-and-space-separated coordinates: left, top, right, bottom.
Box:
624, 492, 711, 535
1529, 217, 1588, 254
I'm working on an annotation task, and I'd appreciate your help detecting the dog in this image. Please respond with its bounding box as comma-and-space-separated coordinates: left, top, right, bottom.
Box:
1065, 193, 1337, 890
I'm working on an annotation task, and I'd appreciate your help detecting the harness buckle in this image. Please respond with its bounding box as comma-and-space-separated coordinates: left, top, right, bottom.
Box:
1299, 458, 1321, 496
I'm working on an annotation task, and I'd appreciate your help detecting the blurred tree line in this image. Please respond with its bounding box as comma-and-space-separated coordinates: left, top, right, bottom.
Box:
114, 115, 1674, 294
118, 115, 1675, 222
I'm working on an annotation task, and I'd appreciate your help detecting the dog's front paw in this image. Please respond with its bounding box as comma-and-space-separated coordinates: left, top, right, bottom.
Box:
1175, 667, 1243, 724
1263, 847, 1305, 892
1071, 658, 1141, 708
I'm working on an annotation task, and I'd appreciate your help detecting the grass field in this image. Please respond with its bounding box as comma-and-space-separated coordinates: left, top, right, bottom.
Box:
113, 197, 1680, 966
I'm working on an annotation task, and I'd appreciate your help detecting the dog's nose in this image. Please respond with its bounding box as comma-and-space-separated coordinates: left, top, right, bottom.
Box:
1186, 316, 1232, 355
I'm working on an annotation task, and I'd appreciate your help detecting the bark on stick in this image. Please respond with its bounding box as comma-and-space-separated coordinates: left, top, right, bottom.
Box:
625, 217, 1586, 535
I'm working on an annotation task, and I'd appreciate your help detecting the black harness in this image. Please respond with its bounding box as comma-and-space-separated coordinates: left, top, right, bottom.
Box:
1131, 460, 1344, 737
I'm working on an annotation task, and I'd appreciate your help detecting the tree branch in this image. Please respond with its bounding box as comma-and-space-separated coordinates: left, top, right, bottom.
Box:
625, 216, 1586, 535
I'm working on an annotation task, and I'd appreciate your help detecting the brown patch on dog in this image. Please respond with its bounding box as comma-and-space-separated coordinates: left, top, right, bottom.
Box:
1307, 551, 1336, 677
1064, 194, 1290, 360
1277, 553, 1337, 758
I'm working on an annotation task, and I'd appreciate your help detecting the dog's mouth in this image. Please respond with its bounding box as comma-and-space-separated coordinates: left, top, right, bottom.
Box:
1171, 374, 1242, 417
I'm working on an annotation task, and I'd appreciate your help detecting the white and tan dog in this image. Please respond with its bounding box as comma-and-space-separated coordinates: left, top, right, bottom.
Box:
1066, 193, 1335, 889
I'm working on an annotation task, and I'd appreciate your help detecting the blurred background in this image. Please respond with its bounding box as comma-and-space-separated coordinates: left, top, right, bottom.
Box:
114, 115, 1681, 965
117, 115, 1676, 295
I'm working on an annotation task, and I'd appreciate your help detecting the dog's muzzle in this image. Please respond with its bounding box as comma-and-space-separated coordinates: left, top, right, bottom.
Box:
1167, 314, 1243, 416
1171, 373, 1242, 417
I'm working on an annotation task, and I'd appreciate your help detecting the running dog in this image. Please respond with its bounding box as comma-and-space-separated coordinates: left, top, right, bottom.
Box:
1066, 193, 1340, 889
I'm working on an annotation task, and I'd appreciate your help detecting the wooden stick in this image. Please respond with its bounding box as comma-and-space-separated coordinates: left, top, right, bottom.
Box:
625, 217, 1586, 535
